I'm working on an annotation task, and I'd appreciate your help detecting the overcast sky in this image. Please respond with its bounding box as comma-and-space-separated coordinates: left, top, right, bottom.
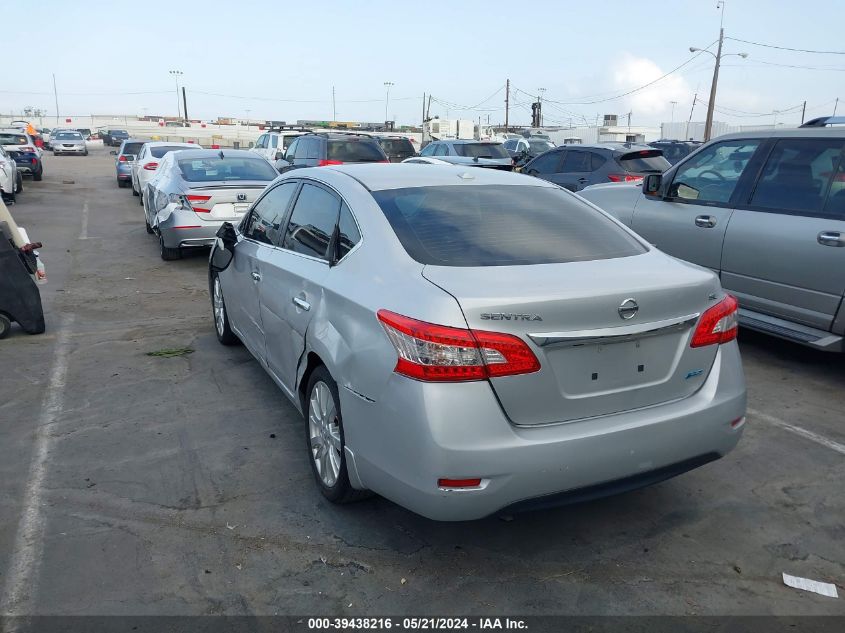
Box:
4, 0, 844, 127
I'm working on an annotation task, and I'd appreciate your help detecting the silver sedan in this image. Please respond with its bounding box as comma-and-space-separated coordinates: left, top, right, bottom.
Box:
51, 130, 88, 156
208, 164, 747, 521
143, 149, 278, 260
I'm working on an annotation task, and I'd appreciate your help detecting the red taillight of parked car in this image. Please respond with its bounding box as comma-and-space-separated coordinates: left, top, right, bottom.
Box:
690, 295, 739, 348
185, 194, 212, 213
118, 155, 127, 162
317, 159, 343, 166
143, 161, 159, 171
607, 174, 644, 183
438, 478, 482, 489
377, 310, 540, 382
31, 158, 37, 164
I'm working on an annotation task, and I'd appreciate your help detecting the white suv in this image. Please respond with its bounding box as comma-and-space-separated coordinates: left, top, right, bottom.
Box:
250, 128, 311, 162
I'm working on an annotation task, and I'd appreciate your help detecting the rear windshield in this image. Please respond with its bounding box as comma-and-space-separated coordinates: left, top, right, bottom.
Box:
453, 143, 509, 159
617, 150, 670, 173
0, 134, 28, 145
327, 139, 386, 162
177, 157, 278, 182
374, 185, 646, 267
55, 132, 83, 140
121, 142, 143, 156
151, 145, 192, 158
379, 139, 415, 155
528, 139, 555, 153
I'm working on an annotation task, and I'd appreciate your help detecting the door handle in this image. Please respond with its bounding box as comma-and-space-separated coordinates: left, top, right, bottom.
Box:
251, 271, 261, 281
694, 215, 717, 228
577, 177, 588, 183
817, 231, 845, 247
292, 296, 311, 311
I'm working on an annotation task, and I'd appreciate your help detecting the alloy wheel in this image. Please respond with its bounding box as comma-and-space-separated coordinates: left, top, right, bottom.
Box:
308, 381, 342, 487
213, 277, 225, 337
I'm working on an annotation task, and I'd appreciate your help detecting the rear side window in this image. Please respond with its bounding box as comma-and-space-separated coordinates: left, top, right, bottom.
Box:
616, 150, 670, 173
150, 145, 191, 158
379, 139, 414, 155
561, 151, 591, 172
452, 143, 509, 159
750, 138, 845, 215
327, 139, 386, 162
373, 185, 646, 267
177, 157, 277, 182
590, 152, 607, 171
283, 183, 341, 259
338, 203, 361, 258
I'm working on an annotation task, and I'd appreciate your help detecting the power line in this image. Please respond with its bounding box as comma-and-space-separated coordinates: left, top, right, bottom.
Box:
191, 90, 418, 104
725, 37, 845, 55
736, 59, 845, 72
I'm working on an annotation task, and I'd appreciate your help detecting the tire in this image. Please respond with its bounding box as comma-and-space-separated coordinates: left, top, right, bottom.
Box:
33, 167, 43, 181
83, 150, 88, 156
211, 273, 239, 345
132, 179, 139, 196
0, 314, 11, 340
138, 191, 144, 206
15, 172, 23, 193
117, 179, 127, 188
145, 216, 154, 234
304, 366, 365, 504
159, 233, 181, 261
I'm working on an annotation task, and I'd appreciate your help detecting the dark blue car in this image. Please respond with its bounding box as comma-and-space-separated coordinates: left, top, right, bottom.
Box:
0, 130, 43, 181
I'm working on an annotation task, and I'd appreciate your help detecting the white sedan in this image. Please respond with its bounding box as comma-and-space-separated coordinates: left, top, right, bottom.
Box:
131, 141, 201, 206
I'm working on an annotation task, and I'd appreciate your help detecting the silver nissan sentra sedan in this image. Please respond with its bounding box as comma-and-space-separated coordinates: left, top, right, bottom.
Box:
208, 164, 747, 521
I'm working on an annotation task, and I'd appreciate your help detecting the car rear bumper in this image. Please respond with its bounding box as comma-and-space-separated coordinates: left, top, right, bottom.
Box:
13, 159, 39, 173
344, 342, 746, 521
54, 146, 86, 154
158, 212, 228, 249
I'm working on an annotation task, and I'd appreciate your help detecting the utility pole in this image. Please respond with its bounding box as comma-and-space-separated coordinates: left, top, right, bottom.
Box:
685, 92, 697, 140
52, 73, 59, 125
537, 88, 546, 127
421, 93, 426, 144
182, 87, 189, 122
383, 81, 394, 125
801, 100, 807, 124
626, 111, 632, 130
332, 86, 336, 122
703, 28, 723, 142
504, 79, 510, 131
834, 97, 839, 116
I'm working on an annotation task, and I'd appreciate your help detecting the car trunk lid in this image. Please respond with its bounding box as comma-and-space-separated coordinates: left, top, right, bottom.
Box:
422, 251, 723, 425
185, 182, 268, 221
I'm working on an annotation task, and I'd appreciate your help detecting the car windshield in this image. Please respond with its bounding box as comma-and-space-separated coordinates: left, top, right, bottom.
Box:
452, 143, 509, 159
374, 185, 646, 267
121, 142, 143, 156
177, 157, 278, 181
379, 139, 414, 155
617, 150, 671, 173
0, 134, 28, 145
55, 132, 83, 140
150, 145, 193, 158
327, 139, 386, 162
528, 140, 555, 153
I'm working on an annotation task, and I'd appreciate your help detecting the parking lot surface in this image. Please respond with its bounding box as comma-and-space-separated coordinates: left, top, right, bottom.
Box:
0, 148, 843, 616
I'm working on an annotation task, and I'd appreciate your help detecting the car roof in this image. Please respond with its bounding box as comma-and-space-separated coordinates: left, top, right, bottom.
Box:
168, 149, 259, 159
318, 163, 556, 191
443, 139, 502, 145
142, 141, 197, 147
557, 142, 654, 153
708, 127, 845, 141
0, 128, 31, 134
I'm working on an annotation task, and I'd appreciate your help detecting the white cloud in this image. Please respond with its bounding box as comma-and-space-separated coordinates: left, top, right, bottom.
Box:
611, 54, 694, 120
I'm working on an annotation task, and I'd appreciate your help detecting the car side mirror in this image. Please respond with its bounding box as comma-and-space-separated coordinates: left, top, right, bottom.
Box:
643, 173, 663, 197
109, 150, 117, 155
275, 151, 285, 161
217, 222, 238, 249
275, 158, 292, 172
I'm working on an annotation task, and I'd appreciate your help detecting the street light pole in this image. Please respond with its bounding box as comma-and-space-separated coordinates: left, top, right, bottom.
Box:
384, 81, 394, 125
537, 88, 546, 127
703, 29, 723, 142
169, 70, 183, 121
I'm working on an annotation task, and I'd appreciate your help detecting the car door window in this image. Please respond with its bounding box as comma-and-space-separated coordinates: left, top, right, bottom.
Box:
528, 151, 562, 174
750, 138, 845, 216
560, 151, 590, 172
282, 183, 341, 259
284, 138, 299, 161
669, 139, 761, 204
823, 158, 845, 218
503, 140, 516, 151
435, 144, 448, 157
419, 143, 436, 157
255, 135, 266, 149
243, 182, 298, 245
589, 152, 607, 171
337, 202, 361, 259
269, 135, 278, 149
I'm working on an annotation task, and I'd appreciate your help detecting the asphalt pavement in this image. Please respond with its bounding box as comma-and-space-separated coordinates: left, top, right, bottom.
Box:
0, 148, 843, 616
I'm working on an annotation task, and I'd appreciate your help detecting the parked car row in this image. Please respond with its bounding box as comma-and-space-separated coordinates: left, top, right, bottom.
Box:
0, 128, 44, 203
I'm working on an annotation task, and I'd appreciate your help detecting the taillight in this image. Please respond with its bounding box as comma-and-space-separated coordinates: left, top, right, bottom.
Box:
143, 161, 159, 171
690, 295, 739, 347
22, 146, 36, 153
118, 155, 127, 162
317, 159, 343, 166
185, 194, 212, 213
377, 310, 540, 382
31, 158, 37, 164
608, 174, 644, 183
438, 478, 482, 489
